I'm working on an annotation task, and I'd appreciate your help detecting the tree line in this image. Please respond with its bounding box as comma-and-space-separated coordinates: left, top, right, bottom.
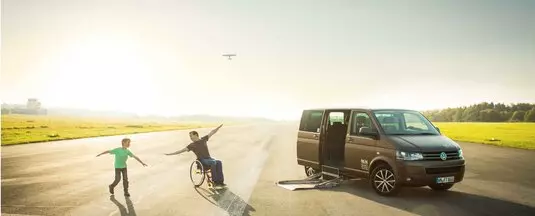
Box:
422, 102, 535, 122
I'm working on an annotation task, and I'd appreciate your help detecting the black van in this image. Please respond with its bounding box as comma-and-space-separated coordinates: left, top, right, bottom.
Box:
296, 108, 465, 196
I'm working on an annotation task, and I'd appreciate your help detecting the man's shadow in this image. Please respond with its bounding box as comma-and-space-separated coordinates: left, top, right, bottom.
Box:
194, 187, 256, 216
109, 195, 137, 216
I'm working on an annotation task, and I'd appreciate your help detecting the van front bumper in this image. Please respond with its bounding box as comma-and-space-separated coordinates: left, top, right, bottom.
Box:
396, 159, 465, 187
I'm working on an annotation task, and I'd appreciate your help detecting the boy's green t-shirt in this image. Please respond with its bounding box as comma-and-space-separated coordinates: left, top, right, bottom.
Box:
110, 147, 134, 168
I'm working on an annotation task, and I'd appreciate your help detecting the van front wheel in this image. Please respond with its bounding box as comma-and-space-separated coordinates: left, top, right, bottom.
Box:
370, 164, 400, 196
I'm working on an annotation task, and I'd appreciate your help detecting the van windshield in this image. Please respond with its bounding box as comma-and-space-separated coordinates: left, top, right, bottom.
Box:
372, 110, 440, 135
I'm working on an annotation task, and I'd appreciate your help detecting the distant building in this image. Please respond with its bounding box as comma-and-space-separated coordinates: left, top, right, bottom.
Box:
2, 98, 47, 115
27, 98, 42, 110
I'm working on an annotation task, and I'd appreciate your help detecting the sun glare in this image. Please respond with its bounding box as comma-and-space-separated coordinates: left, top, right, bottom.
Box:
41, 36, 158, 114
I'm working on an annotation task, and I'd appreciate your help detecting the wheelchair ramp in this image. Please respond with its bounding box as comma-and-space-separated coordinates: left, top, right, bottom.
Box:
276, 173, 342, 191
277, 182, 319, 191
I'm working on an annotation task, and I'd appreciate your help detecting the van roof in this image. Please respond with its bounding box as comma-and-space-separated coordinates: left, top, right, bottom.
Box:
304, 107, 420, 112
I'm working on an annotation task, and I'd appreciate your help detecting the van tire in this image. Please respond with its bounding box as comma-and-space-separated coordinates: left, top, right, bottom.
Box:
429, 183, 454, 191
304, 166, 320, 179
370, 164, 400, 196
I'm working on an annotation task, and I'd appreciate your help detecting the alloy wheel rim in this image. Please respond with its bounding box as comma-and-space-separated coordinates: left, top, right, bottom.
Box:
374, 169, 396, 193
306, 167, 316, 176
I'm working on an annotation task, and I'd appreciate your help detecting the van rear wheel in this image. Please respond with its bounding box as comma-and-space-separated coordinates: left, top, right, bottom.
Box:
429, 183, 454, 191
304, 166, 320, 179
370, 164, 400, 196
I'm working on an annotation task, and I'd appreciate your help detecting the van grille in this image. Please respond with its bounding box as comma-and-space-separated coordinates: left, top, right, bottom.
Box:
426, 166, 462, 174
422, 151, 459, 161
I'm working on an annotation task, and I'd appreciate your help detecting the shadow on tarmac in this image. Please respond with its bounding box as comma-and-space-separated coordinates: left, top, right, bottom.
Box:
110, 195, 137, 216
194, 187, 256, 216
326, 179, 535, 216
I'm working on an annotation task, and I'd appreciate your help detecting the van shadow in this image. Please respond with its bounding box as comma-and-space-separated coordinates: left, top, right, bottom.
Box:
109, 195, 137, 216
194, 187, 256, 216
325, 179, 535, 216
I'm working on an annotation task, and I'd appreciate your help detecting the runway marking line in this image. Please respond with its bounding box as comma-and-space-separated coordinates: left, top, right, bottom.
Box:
1, 205, 79, 208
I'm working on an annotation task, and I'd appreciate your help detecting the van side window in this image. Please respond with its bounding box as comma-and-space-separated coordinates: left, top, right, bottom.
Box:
299, 110, 323, 132
350, 112, 373, 136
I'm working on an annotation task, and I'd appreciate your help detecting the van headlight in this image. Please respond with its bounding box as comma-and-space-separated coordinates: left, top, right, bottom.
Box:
458, 149, 464, 159
396, 151, 424, 161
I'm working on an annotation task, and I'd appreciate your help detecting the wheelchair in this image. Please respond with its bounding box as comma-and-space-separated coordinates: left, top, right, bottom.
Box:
189, 159, 214, 188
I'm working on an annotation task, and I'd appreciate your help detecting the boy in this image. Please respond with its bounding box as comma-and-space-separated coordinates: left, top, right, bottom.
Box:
96, 137, 147, 197
165, 124, 225, 188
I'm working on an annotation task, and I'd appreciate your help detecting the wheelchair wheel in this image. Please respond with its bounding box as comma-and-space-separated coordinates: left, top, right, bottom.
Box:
190, 160, 206, 187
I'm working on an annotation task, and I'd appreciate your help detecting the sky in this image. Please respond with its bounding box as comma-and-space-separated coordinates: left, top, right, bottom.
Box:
1, 0, 535, 120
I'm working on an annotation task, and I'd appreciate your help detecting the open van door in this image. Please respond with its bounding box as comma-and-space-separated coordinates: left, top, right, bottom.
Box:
297, 110, 324, 170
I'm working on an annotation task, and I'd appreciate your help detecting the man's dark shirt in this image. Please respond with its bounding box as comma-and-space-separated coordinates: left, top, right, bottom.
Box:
186, 135, 211, 159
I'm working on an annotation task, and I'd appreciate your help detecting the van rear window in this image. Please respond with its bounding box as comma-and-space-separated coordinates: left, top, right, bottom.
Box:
299, 110, 323, 132
328, 112, 344, 125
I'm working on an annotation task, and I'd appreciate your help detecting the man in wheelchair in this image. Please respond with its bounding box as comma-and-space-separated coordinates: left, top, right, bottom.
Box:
165, 124, 226, 188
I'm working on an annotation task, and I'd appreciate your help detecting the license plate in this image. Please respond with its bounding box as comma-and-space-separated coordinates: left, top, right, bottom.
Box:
436, 176, 454, 184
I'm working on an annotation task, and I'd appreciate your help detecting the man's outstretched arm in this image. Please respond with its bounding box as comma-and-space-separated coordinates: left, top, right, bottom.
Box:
165, 147, 189, 156
206, 124, 223, 138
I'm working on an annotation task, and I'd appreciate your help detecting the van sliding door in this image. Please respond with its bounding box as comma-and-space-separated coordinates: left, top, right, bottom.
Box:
297, 110, 324, 169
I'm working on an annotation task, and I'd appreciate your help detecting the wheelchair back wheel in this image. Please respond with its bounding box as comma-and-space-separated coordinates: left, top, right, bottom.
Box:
190, 160, 206, 187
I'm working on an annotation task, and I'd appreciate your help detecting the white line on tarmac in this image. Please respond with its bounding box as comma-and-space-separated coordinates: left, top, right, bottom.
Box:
2, 205, 79, 208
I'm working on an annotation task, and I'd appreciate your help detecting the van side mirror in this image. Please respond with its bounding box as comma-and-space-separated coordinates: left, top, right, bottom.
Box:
359, 127, 379, 138
435, 127, 441, 133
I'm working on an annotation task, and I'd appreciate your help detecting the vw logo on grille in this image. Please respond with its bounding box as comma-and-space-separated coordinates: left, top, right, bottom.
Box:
440, 152, 448, 161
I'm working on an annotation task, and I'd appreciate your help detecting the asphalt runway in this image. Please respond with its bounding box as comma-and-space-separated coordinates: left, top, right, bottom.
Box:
2, 123, 535, 216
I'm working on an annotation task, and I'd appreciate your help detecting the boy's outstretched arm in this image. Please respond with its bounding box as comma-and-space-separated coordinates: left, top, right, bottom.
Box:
96, 150, 110, 157
207, 124, 223, 138
132, 154, 148, 166
165, 147, 188, 156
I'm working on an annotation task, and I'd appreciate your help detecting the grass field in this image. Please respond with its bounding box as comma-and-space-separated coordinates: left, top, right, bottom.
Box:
433, 122, 535, 150
2, 114, 534, 150
1, 114, 219, 145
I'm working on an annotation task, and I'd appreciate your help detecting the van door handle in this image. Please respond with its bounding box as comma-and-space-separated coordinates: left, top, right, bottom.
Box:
313, 134, 319, 139
347, 137, 353, 142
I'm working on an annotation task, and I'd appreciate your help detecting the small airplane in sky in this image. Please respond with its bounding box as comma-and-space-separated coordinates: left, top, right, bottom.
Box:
222, 53, 236, 60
